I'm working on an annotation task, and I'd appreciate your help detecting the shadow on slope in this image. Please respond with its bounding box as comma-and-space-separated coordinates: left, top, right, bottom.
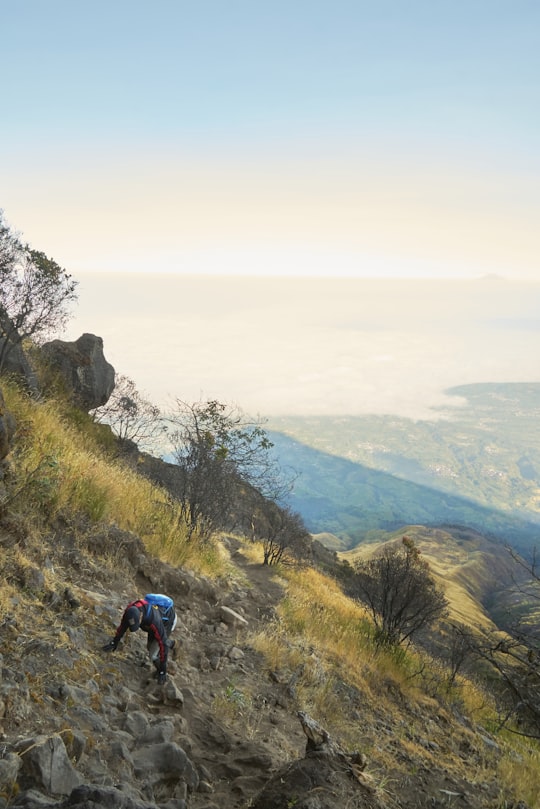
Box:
270, 432, 539, 552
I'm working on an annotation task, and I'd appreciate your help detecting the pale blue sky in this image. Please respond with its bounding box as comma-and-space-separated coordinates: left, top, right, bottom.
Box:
2, 1, 539, 279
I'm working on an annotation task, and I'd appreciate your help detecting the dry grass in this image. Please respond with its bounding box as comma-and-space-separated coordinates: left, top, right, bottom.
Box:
341, 527, 505, 634
2, 380, 224, 578
246, 542, 539, 805
3, 384, 539, 806
497, 744, 540, 808
250, 558, 424, 745
277, 565, 373, 668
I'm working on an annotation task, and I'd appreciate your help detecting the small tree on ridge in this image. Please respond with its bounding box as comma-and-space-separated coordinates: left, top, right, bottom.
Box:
166, 399, 282, 540
349, 536, 448, 647
91, 374, 166, 452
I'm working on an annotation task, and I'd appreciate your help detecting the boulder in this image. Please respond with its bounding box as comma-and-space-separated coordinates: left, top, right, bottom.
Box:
132, 742, 199, 792
62, 785, 158, 808
41, 333, 115, 411
16, 734, 81, 796
219, 606, 248, 629
251, 713, 379, 809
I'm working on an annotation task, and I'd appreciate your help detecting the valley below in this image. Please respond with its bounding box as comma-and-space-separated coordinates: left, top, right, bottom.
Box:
268, 382, 540, 552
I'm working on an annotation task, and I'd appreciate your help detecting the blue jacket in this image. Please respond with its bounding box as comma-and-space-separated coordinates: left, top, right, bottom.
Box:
114, 598, 169, 670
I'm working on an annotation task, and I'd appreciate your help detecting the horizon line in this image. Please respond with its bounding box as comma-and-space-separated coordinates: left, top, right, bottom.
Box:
71, 270, 527, 282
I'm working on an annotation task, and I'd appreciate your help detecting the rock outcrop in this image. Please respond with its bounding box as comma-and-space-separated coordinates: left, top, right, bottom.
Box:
41, 333, 115, 411
0, 522, 520, 809
251, 713, 380, 809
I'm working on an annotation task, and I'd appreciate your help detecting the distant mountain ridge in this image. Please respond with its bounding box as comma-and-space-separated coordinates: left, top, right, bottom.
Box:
268, 382, 540, 551
341, 523, 534, 634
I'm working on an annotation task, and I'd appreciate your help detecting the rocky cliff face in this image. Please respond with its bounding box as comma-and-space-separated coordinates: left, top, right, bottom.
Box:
0, 510, 528, 809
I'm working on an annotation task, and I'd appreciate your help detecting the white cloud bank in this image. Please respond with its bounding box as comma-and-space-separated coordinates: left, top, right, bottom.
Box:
63, 274, 540, 421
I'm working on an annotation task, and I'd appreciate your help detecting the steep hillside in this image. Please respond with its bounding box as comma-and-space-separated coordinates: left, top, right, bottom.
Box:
1, 383, 539, 808
269, 432, 539, 551
341, 524, 530, 633
1, 518, 539, 809
269, 382, 540, 550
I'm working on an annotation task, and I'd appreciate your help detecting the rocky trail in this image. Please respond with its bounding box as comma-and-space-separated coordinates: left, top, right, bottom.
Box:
0, 524, 528, 809
1, 526, 310, 809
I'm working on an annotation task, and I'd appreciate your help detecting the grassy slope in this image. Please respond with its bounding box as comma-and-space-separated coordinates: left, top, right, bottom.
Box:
341, 524, 527, 632
1, 380, 540, 807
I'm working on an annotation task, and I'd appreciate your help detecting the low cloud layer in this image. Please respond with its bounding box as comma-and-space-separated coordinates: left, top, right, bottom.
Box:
65, 275, 540, 420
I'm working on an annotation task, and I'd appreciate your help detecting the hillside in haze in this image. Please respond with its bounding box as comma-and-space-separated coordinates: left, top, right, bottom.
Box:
269, 383, 540, 551
341, 523, 540, 636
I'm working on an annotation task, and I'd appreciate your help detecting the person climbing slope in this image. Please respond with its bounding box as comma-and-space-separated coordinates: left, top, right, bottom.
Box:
102, 593, 177, 684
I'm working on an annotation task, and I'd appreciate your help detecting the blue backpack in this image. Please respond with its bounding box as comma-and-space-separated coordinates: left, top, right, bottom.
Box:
144, 593, 175, 625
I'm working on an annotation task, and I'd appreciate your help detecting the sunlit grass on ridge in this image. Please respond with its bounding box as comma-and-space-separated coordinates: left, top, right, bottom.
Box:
2, 379, 218, 575
241, 541, 540, 804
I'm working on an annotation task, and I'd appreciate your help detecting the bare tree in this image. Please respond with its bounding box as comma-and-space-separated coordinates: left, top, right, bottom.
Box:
443, 622, 476, 688
0, 210, 22, 276
166, 399, 287, 540
91, 374, 166, 452
0, 211, 78, 374
348, 536, 448, 647
251, 501, 311, 566
470, 630, 540, 738
466, 546, 540, 738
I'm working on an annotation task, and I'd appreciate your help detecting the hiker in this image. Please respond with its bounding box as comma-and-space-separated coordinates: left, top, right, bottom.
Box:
102, 594, 177, 684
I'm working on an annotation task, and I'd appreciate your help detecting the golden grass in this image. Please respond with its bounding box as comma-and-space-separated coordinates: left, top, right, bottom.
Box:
3, 383, 539, 805
341, 527, 504, 634
249, 558, 421, 742
497, 743, 540, 809
246, 545, 515, 778
2, 380, 223, 578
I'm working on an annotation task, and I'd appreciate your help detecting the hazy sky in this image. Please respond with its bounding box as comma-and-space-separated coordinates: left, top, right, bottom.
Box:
2, 1, 540, 280
64, 275, 540, 419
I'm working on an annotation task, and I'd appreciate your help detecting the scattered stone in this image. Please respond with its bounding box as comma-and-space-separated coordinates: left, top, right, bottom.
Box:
0, 751, 22, 786
16, 734, 81, 796
219, 606, 248, 628
0, 479, 527, 809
